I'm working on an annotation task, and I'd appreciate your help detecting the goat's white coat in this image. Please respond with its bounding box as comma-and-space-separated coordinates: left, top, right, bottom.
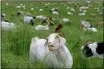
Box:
79, 12, 85, 16
16, 4, 25, 9
67, 12, 73, 15
31, 8, 34, 10
81, 42, 103, 59
52, 11, 59, 15
17, 11, 24, 15
36, 15, 47, 20
2, 21, 15, 31
16, 6, 21, 9
35, 25, 49, 30
24, 15, 34, 24
87, 27, 97, 32
6, 3, 9, 5
39, 9, 43, 11
66, 7, 70, 9
70, 8, 75, 12
2, 13, 6, 17
81, 20, 91, 28
30, 33, 73, 68
79, 6, 89, 12
62, 18, 70, 23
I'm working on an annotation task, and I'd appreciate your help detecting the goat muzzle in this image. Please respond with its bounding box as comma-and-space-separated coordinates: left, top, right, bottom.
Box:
48, 45, 55, 51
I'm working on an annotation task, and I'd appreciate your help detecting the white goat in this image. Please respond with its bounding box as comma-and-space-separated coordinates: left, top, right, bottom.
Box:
21, 4, 26, 9
67, 12, 73, 15
79, 12, 85, 16
1, 13, 6, 20
31, 8, 34, 11
66, 7, 70, 9
24, 15, 35, 25
2, 21, 15, 31
79, 6, 88, 12
30, 24, 73, 68
16, 6, 21, 9
16, 4, 25, 9
62, 18, 70, 23
36, 15, 47, 20
52, 11, 59, 15
81, 20, 97, 32
39, 9, 43, 11
70, 8, 75, 12
6, 3, 9, 6
35, 25, 49, 30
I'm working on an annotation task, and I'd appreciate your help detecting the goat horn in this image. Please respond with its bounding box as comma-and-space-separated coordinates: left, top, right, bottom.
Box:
55, 24, 62, 33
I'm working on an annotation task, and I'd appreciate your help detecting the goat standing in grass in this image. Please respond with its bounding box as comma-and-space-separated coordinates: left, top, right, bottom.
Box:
81, 40, 104, 59
30, 24, 73, 68
24, 15, 36, 25
41, 17, 54, 26
81, 20, 97, 32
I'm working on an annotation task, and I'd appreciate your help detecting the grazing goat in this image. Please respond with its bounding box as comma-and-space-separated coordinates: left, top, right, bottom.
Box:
16, 4, 25, 9
36, 15, 47, 20
2, 21, 15, 31
79, 12, 85, 16
66, 7, 70, 9
62, 18, 71, 24
1, 14, 6, 20
17, 11, 23, 16
70, 8, 75, 12
52, 11, 59, 15
35, 25, 49, 31
49, 8, 59, 15
81, 40, 104, 59
31, 8, 34, 11
81, 20, 97, 32
67, 12, 73, 15
79, 6, 88, 12
39, 9, 43, 11
30, 24, 73, 68
6, 3, 9, 6
24, 15, 36, 25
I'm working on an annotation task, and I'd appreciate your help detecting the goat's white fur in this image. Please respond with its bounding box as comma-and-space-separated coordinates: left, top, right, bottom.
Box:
2, 21, 15, 31
30, 33, 73, 68
24, 15, 34, 24
39, 9, 43, 11
62, 18, 70, 23
35, 25, 49, 30
36, 15, 47, 20
52, 11, 59, 15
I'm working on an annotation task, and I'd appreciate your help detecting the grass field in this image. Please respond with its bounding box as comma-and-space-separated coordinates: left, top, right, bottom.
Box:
1, 1, 104, 68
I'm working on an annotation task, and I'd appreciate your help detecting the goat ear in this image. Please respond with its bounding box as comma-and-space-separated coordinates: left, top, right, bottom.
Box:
55, 24, 62, 33
58, 32, 64, 37
59, 37, 66, 46
45, 39, 48, 45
